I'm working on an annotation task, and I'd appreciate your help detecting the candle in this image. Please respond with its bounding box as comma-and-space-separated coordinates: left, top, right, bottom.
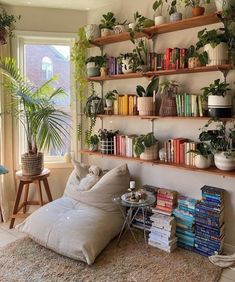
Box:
130, 181, 135, 189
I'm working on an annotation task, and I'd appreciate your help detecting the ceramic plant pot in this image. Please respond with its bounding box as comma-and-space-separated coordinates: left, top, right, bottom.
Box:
100, 28, 113, 37
87, 62, 100, 77
106, 99, 113, 107
128, 23, 136, 31
137, 97, 155, 116
204, 42, 228, 66
170, 12, 182, 22
85, 24, 100, 40
195, 155, 211, 169
192, 7, 205, 17
140, 143, 159, 161
121, 58, 133, 74
114, 25, 126, 34
188, 57, 201, 68
208, 94, 232, 118
214, 151, 235, 171
89, 144, 98, 152
154, 15, 165, 25
100, 67, 108, 77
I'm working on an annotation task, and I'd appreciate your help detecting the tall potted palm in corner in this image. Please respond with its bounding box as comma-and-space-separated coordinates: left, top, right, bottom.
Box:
0, 57, 70, 176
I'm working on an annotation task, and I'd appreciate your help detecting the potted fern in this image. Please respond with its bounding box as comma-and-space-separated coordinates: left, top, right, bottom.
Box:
136, 77, 159, 116
0, 8, 21, 45
0, 58, 70, 176
134, 132, 158, 160
99, 12, 116, 37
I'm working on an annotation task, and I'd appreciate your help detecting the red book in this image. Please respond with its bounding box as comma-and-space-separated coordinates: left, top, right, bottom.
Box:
173, 139, 177, 163
114, 136, 116, 155
165, 48, 173, 70
176, 138, 187, 164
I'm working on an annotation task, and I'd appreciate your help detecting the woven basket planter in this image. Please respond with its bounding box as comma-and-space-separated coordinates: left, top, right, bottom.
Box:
140, 143, 159, 161
100, 140, 114, 155
159, 94, 177, 116
21, 152, 43, 176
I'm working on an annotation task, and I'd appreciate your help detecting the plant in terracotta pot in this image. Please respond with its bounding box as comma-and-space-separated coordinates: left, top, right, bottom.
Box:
105, 90, 118, 108
0, 57, 70, 176
153, 0, 166, 25
187, 142, 212, 168
136, 76, 159, 116
201, 79, 231, 118
0, 8, 21, 45
134, 132, 158, 160
87, 134, 99, 151
199, 119, 235, 171
159, 80, 179, 116
182, 0, 210, 17
99, 12, 116, 37
168, 0, 182, 22
186, 45, 208, 68
133, 39, 149, 72
196, 28, 228, 66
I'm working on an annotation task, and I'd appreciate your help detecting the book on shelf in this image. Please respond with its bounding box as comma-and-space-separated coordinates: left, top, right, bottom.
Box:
114, 134, 138, 157
176, 93, 204, 117
117, 94, 137, 116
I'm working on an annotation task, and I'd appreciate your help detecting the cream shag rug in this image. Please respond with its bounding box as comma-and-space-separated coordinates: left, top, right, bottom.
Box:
0, 234, 221, 282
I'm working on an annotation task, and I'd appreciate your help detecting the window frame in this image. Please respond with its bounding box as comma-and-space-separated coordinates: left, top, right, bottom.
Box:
12, 31, 78, 168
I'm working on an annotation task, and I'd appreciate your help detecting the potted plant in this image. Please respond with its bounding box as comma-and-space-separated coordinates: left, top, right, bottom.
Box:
159, 80, 179, 116
105, 89, 118, 108
183, 0, 210, 17
98, 54, 108, 77
98, 129, 118, 154
136, 76, 159, 116
99, 12, 116, 37
168, 0, 182, 22
134, 132, 159, 160
114, 20, 128, 34
186, 45, 208, 68
0, 8, 21, 45
214, 0, 232, 11
196, 28, 228, 66
153, 0, 166, 25
188, 143, 212, 168
201, 79, 232, 118
84, 24, 100, 41
85, 55, 107, 77
199, 119, 235, 171
87, 134, 99, 151
0, 57, 70, 176
133, 39, 149, 72
118, 53, 136, 74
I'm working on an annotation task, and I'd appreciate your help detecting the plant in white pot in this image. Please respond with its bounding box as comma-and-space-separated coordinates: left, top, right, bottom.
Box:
87, 134, 99, 152
136, 76, 159, 116
196, 28, 228, 66
105, 90, 118, 108
0, 57, 70, 176
153, 0, 166, 25
99, 12, 116, 37
133, 39, 149, 72
182, 0, 210, 17
134, 132, 158, 160
214, 0, 231, 11
188, 143, 212, 168
199, 119, 235, 171
186, 44, 208, 68
168, 0, 182, 22
114, 20, 128, 34
84, 24, 100, 41
118, 53, 136, 74
201, 79, 232, 118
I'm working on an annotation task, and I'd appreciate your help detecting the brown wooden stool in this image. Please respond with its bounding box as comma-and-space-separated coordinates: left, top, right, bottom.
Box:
10, 168, 52, 229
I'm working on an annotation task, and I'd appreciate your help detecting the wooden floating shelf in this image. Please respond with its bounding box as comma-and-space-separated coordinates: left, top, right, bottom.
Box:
89, 12, 220, 47
81, 150, 235, 178
88, 64, 231, 82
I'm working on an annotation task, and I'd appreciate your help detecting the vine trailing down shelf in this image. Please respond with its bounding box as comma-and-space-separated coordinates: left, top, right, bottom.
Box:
81, 150, 235, 178
89, 12, 221, 47
88, 65, 231, 82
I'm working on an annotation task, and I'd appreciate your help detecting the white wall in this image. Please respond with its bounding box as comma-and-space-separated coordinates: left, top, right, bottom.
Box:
87, 0, 235, 248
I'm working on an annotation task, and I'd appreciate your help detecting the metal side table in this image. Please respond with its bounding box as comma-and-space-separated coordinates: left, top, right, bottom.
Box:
113, 193, 156, 245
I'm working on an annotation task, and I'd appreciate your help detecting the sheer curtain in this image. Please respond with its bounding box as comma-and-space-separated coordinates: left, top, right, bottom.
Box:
0, 42, 16, 222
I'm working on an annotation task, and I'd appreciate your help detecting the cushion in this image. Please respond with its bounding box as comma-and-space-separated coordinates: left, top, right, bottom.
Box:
16, 164, 130, 265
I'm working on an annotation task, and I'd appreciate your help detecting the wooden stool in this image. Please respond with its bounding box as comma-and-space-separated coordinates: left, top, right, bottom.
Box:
10, 168, 52, 229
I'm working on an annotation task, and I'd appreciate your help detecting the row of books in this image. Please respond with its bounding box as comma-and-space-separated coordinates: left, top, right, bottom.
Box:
107, 56, 122, 76
176, 93, 204, 117
152, 188, 178, 216
113, 134, 138, 157
163, 139, 197, 166
113, 95, 138, 116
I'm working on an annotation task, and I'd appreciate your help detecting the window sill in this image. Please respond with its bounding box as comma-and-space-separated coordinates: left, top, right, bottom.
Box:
44, 162, 74, 169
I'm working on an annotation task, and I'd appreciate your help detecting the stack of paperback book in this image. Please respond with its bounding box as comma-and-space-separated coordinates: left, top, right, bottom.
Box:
173, 196, 198, 250
148, 213, 177, 252
152, 188, 178, 215
194, 185, 225, 256
132, 209, 152, 232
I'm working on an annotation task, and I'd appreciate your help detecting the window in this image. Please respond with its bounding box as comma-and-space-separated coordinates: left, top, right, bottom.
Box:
42, 56, 53, 80
15, 34, 77, 164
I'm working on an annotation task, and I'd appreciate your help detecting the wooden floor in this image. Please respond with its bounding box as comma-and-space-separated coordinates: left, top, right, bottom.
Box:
0, 221, 234, 281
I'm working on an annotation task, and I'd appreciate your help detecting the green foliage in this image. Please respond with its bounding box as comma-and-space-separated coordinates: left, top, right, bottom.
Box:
168, 0, 178, 15
0, 8, 21, 37
153, 0, 164, 12
186, 45, 208, 65
85, 54, 107, 68
0, 57, 70, 154
136, 76, 159, 97
129, 11, 147, 44
187, 142, 211, 158
182, 0, 210, 8
196, 28, 227, 49
118, 52, 139, 72
88, 134, 99, 145
99, 12, 116, 30
201, 79, 231, 99
160, 79, 179, 94
105, 89, 118, 100
134, 132, 157, 157
133, 39, 148, 67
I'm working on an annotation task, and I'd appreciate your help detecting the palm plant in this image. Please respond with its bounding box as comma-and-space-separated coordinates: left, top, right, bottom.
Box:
0, 57, 70, 156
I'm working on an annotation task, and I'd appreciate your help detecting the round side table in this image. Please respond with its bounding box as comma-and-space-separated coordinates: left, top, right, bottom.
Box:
9, 168, 52, 229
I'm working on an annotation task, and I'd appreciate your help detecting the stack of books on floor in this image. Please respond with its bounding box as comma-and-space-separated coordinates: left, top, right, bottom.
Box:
194, 185, 225, 257
132, 209, 152, 232
152, 188, 178, 215
173, 195, 198, 251
148, 213, 177, 252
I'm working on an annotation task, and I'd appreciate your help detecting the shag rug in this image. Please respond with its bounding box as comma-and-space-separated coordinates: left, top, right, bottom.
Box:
0, 234, 222, 282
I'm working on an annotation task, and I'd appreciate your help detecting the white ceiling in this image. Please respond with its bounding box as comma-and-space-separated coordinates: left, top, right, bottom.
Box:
0, 0, 115, 11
